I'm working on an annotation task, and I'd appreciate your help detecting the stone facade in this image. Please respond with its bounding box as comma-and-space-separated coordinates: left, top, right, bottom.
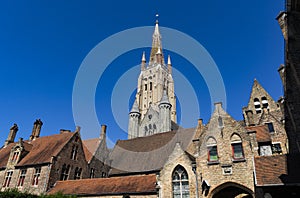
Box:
128, 21, 178, 139
196, 103, 255, 198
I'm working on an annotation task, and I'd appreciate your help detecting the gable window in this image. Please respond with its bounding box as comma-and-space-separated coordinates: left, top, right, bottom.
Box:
254, 98, 261, 114
266, 122, 275, 133
231, 134, 245, 161
32, 167, 41, 186
60, 164, 70, 181
71, 145, 78, 160
261, 96, 269, 109
206, 137, 218, 163
74, 167, 82, 180
172, 165, 190, 198
90, 168, 95, 178
12, 151, 20, 162
3, 170, 13, 187
17, 169, 27, 187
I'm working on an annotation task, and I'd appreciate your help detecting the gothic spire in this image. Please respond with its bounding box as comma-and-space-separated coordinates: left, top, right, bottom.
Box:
149, 16, 165, 65
141, 51, 146, 71
167, 55, 172, 73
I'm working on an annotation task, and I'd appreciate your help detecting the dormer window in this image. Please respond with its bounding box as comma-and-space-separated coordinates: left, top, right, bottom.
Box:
12, 151, 20, 162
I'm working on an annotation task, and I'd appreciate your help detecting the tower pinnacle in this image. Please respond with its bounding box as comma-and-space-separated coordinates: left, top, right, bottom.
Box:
149, 16, 164, 65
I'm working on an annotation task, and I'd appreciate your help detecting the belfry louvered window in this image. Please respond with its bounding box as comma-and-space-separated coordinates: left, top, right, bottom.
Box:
172, 165, 190, 198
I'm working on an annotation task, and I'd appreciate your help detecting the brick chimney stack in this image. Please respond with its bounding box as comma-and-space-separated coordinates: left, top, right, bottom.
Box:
4, 123, 18, 147
30, 119, 43, 140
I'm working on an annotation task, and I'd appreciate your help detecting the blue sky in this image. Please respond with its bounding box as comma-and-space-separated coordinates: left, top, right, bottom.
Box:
0, 1, 284, 147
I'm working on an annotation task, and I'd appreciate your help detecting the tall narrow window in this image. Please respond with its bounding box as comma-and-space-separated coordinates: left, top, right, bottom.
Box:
231, 134, 244, 160
12, 151, 20, 162
172, 165, 190, 198
74, 167, 82, 180
150, 82, 152, 91
71, 145, 78, 160
3, 170, 13, 187
145, 84, 147, 91
206, 137, 218, 162
90, 168, 95, 178
32, 167, 41, 186
261, 96, 269, 109
266, 122, 275, 133
60, 164, 70, 181
17, 169, 27, 187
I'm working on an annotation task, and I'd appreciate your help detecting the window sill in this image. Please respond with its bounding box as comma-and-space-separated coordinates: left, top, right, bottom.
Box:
232, 158, 246, 163
207, 161, 219, 165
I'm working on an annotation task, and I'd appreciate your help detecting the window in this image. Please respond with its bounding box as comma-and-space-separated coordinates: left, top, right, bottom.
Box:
17, 169, 27, 187
71, 145, 78, 160
206, 137, 218, 163
3, 170, 13, 187
254, 98, 261, 114
60, 164, 70, 181
12, 151, 20, 162
266, 122, 275, 133
261, 96, 269, 108
172, 165, 190, 198
272, 143, 282, 154
74, 167, 82, 180
218, 116, 224, 128
259, 144, 272, 156
231, 134, 244, 160
32, 167, 41, 186
90, 168, 95, 178
145, 84, 147, 91
150, 82, 152, 91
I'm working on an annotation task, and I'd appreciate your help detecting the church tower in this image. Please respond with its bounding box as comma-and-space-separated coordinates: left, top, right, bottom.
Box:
128, 19, 178, 139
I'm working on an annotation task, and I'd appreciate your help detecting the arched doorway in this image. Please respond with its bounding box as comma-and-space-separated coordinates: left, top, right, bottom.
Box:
211, 182, 253, 198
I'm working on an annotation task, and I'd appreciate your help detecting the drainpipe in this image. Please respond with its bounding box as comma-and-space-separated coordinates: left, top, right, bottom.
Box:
192, 161, 199, 198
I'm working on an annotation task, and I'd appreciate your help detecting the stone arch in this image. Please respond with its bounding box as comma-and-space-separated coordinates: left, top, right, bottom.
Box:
230, 133, 242, 143
210, 182, 254, 198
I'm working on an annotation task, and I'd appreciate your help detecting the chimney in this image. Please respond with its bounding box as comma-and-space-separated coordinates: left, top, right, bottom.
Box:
4, 124, 18, 147
30, 119, 43, 140
60, 129, 71, 134
197, 119, 203, 127
100, 125, 107, 140
245, 110, 254, 126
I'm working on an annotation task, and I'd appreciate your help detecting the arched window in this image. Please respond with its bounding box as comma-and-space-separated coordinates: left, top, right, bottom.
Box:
254, 98, 261, 114
261, 96, 269, 109
206, 137, 218, 162
231, 134, 244, 160
172, 165, 190, 198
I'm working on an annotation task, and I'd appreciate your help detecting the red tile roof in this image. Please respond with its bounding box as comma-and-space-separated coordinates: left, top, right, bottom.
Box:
254, 154, 300, 186
246, 125, 271, 142
82, 138, 100, 163
48, 174, 157, 196
0, 132, 74, 168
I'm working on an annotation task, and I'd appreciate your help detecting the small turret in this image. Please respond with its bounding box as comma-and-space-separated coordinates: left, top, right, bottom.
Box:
159, 90, 172, 132
141, 51, 146, 71
167, 55, 172, 73
128, 100, 141, 139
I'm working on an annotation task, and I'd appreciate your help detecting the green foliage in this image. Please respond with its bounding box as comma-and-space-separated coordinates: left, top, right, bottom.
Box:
0, 189, 76, 198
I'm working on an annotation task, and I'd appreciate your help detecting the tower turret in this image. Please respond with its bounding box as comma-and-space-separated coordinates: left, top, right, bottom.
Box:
128, 100, 141, 139
159, 90, 172, 132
